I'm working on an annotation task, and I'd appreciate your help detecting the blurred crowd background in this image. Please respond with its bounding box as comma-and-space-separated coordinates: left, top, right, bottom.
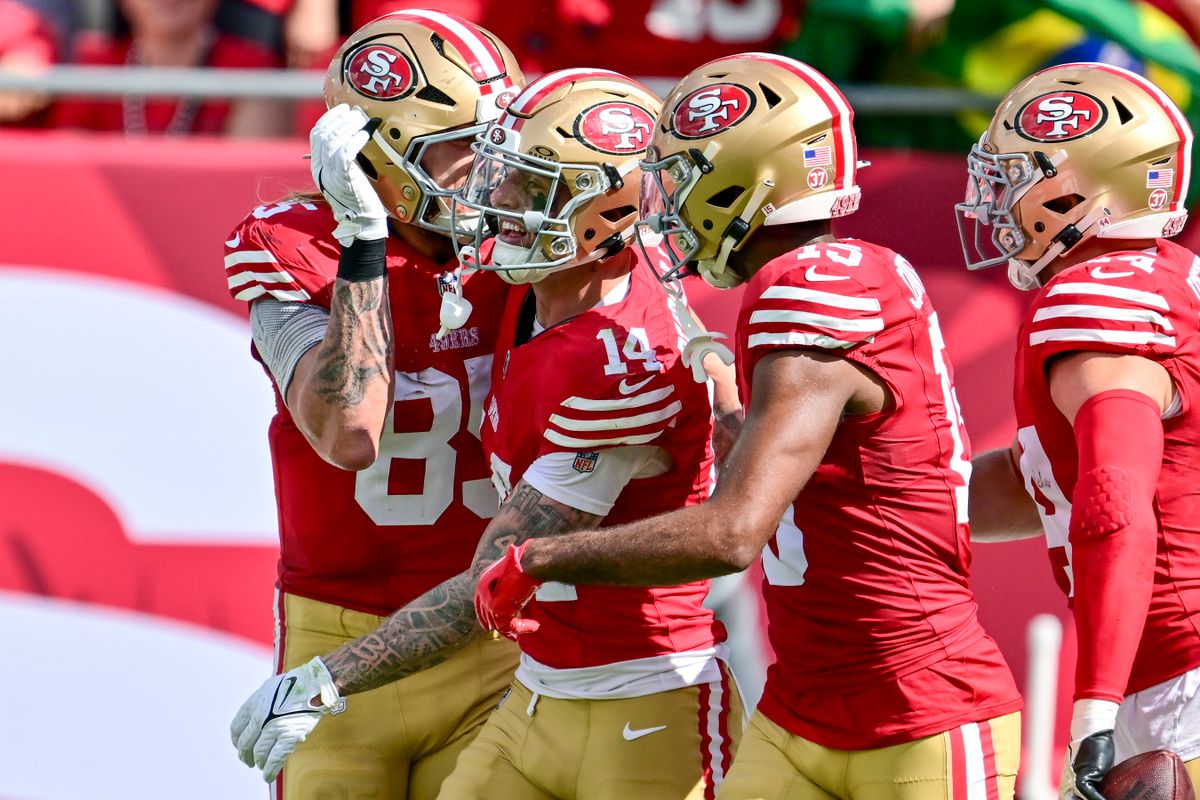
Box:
6, 0, 1200, 150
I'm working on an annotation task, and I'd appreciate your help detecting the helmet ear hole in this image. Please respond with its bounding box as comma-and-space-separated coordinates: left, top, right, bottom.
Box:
707, 185, 746, 209
1043, 193, 1084, 214
600, 205, 636, 223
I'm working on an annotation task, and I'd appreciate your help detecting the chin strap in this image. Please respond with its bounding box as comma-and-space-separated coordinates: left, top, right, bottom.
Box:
1010, 205, 1111, 289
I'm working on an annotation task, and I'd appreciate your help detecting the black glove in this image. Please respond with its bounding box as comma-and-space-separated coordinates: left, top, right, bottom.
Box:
1071, 730, 1115, 800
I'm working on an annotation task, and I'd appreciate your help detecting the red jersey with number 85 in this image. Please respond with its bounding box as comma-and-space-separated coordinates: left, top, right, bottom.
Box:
223, 200, 509, 616
482, 250, 722, 670
736, 239, 1022, 749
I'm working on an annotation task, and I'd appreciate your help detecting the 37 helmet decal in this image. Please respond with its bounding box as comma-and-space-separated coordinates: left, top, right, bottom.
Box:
670, 83, 756, 139
574, 102, 655, 155
344, 43, 418, 101
1015, 91, 1107, 143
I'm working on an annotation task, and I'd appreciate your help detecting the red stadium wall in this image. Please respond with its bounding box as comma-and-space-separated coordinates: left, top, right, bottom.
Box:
7, 130, 1182, 774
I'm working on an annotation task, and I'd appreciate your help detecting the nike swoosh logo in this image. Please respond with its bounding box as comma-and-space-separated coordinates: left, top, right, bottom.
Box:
618, 376, 655, 395
805, 265, 849, 282
225, 232, 241, 248
273, 676, 298, 713
1090, 267, 1135, 279
623, 723, 668, 741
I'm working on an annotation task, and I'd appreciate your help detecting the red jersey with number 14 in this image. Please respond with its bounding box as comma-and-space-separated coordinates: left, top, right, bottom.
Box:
482, 251, 722, 670
1014, 240, 1200, 697
736, 239, 1022, 749
223, 200, 509, 616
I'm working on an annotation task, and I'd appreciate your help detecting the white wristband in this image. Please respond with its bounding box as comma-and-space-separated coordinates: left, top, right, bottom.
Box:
1070, 698, 1120, 743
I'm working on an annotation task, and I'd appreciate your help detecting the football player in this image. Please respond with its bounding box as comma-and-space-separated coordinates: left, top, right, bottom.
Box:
236, 68, 743, 800
956, 62, 1200, 799
223, 10, 524, 799
476, 53, 1026, 800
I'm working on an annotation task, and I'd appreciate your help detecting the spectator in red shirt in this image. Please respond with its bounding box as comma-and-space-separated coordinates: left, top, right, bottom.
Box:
54, 0, 291, 137
0, 0, 59, 127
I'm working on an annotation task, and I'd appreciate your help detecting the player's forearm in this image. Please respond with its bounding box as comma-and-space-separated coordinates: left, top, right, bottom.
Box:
293, 276, 395, 469
320, 570, 480, 696
969, 446, 1043, 542
521, 501, 754, 586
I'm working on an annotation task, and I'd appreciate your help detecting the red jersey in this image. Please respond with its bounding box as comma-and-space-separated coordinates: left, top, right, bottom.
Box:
223, 199, 508, 616
482, 250, 723, 672
737, 239, 1022, 749
1014, 239, 1200, 696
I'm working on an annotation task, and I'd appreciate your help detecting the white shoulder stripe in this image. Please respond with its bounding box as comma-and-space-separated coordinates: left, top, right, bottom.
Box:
543, 429, 665, 449
1046, 281, 1168, 310
224, 250, 279, 269
561, 385, 674, 411
760, 285, 881, 312
1032, 303, 1173, 331
749, 309, 884, 333
748, 331, 860, 349
227, 270, 301, 289
549, 400, 681, 433
1029, 328, 1176, 348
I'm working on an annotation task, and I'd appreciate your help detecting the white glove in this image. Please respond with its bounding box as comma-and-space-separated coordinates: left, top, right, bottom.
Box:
230, 657, 345, 783
309, 103, 388, 246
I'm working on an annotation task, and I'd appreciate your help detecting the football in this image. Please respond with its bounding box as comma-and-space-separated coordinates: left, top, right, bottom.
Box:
1100, 750, 1195, 800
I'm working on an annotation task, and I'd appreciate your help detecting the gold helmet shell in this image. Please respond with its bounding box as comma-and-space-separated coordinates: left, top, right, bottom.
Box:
456, 69, 661, 283
638, 53, 862, 289
324, 10, 523, 233
956, 62, 1192, 289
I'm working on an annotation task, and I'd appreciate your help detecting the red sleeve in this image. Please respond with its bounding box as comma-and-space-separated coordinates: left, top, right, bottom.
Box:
1069, 389, 1163, 703
739, 243, 888, 383
537, 347, 686, 460
1027, 255, 1179, 367
222, 200, 340, 307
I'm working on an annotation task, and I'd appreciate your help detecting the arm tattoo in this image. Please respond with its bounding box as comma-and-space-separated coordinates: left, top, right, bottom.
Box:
312, 278, 392, 407
322, 480, 602, 696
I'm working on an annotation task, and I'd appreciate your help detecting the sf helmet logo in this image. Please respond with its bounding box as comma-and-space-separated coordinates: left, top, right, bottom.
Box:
671, 83, 755, 139
1016, 91, 1107, 142
345, 44, 417, 101
575, 102, 655, 155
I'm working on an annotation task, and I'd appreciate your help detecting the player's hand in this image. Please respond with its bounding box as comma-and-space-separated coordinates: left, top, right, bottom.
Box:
230, 656, 345, 782
1060, 730, 1115, 800
309, 104, 388, 247
475, 542, 542, 639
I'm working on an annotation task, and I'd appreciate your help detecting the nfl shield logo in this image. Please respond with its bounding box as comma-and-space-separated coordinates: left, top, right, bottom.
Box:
572, 451, 599, 473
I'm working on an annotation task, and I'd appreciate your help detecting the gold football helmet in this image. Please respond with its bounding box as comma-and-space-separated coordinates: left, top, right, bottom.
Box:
455, 69, 661, 284
637, 53, 862, 289
323, 10, 523, 234
956, 62, 1193, 290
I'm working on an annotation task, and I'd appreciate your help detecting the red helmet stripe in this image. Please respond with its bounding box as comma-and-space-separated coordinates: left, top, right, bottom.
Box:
729, 53, 857, 191
1051, 62, 1193, 210
387, 9, 512, 93
509, 68, 634, 117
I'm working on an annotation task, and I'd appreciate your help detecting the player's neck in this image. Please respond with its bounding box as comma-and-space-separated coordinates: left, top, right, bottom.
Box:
532, 250, 634, 328
389, 221, 456, 264
731, 222, 835, 281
